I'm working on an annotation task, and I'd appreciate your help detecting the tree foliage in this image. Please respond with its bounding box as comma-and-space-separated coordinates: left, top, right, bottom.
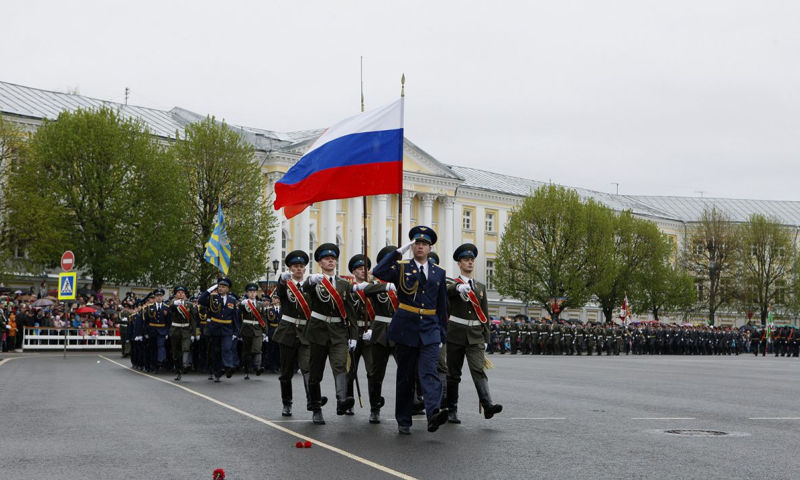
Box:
494, 185, 594, 319
682, 207, 740, 325
0, 116, 30, 280
637, 234, 695, 320
3, 107, 191, 291
737, 214, 795, 324
173, 117, 275, 291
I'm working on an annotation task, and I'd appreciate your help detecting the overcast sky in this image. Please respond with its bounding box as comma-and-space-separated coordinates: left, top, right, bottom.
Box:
3, 0, 799, 201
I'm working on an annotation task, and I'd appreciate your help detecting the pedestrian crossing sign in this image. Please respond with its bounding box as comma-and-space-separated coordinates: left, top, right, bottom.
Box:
58, 272, 77, 300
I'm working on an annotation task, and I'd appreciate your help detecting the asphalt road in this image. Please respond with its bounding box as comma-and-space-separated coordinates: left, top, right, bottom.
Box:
1, 351, 798, 479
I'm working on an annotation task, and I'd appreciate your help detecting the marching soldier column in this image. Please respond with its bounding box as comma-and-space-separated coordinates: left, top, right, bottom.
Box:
239, 283, 269, 380
169, 286, 196, 381
303, 243, 357, 425
198, 277, 241, 382
445, 243, 503, 424
272, 250, 328, 417
356, 245, 400, 425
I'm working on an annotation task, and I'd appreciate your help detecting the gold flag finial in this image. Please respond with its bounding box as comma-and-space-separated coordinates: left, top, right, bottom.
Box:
401, 74, 405, 97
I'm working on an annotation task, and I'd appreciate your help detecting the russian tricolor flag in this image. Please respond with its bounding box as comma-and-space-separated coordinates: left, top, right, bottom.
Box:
274, 99, 404, 218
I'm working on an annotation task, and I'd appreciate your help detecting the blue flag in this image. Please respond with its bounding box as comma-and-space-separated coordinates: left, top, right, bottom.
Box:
204, 203, 231, 274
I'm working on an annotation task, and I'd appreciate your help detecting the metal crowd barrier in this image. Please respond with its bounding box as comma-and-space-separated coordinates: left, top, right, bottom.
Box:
21, 326, 121, 351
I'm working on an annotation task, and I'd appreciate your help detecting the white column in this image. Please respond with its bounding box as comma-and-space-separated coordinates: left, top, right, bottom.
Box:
475, 205, 485, 280
296, 207, 311, 261
421, 194, 435, 227
372, 195, 388, 256
442, 196, 455, 273
322, 200, 337, 244
401, 191, 413, 247
498, 208, 508, 239
347, 197, 363, 260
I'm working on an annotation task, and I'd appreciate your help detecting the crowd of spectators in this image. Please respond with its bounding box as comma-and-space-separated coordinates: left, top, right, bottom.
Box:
0, 282, 136, 352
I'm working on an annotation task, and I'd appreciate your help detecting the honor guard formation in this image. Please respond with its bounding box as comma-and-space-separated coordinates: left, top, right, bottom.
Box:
120, 226, 504, 434
117, 224, 797, 435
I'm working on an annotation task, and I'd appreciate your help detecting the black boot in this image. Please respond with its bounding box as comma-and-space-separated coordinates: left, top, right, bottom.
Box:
312, 409, 325, 425
476, 379, 502, 419
308, 383, 325, 424
368, 379, 382, 424
304, 373, 328, 411
335, 373, 355, 415
280, 381, 292, 417
447, 380, 460, 424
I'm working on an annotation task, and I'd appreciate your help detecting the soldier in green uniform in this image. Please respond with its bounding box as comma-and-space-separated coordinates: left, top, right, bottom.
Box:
530, 322, 540, 355
585, 323, 596, 355
272, 250, 327, 417
445, 243, 502, 424
238, 283, 269, 380
563, 321, 574, 355
509, 320, 519, 354
355, 246, 399, 424
574, 323, 584, 355
344, 254, 371, 415
169, 286, 196, 381
304, 243, 358, 425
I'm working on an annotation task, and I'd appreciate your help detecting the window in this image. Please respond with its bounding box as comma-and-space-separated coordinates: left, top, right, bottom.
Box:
692, 240, 705, 256
486, 260, 495, 290
485, 212, 495, 233
462, 209, 473, 230
281, 229, 289, 261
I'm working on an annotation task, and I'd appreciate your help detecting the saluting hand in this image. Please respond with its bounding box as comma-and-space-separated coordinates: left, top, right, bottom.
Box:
398, 240, 415, 255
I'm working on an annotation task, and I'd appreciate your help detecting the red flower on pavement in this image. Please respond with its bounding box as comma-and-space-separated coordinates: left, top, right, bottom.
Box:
213, 468, 225, 479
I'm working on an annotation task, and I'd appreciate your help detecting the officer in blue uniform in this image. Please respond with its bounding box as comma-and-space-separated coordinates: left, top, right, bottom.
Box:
145, 288, 171, 373
130, 298, 147, 370
198, 276, 241, 382
372, 225, 449, 435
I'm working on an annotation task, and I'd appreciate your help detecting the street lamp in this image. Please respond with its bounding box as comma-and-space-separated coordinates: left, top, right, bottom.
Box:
272, 259, 280, 276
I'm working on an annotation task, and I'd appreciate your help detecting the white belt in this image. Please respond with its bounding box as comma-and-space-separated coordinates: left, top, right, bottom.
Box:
374, 315, 392, 323
311, 312, 342, 324
449, 315, 482, 327
356, 321, 367, 327
171, 322, 190, 328
281, 315, 307, 326
242, 319, 262, 326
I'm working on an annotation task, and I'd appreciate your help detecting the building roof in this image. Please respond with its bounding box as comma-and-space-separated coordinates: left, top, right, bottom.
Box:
449, 165, 800, 226
3, 79, 799, 227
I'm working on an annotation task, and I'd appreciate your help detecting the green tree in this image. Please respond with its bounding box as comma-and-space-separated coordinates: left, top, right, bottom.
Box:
591, 211, 663, 323
637, 234, 695, 320
494, 185, 593, 320
173, 117, 275, 290
0, 115, 30, 280
737, 214, 795, 325
682, 207, 740, 325
3, 107, 191, 292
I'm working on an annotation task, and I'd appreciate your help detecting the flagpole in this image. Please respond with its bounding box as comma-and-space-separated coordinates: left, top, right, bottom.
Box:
397, 74, 405, 247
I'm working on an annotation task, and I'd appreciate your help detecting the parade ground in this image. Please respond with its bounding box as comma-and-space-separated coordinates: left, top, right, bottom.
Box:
1, 353, 797, 479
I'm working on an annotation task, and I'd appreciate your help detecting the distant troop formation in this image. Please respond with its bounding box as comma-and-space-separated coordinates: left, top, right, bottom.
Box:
119, 226, 503, 435
488, 321, 799, 357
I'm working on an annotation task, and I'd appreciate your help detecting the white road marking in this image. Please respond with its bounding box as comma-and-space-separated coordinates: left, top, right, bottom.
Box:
0, 357, 23, 367
100, 355, 417, 480
511, 417, 567, 420
631, 417, 696, 420
748, 417, 800, 420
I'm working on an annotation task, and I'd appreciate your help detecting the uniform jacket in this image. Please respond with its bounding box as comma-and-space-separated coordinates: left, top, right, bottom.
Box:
146, 302, 171, 336
169, 301, 197, 333
197, 291, 240, 336
371, 250, 447, 347
302, 275, 357, 346
446, 276, 490, 345
238, 298, 268, 336
363, 281, 396, 347
272, 278, 311, 348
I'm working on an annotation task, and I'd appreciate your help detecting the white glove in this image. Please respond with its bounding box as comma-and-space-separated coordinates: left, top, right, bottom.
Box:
348, 339, 357, 351
398, 240, 415, 255
165, 335, 169, 339
279, 272, 291, 282
262, 333, 268, 342
355, 282, 369, 291
362, 329, 373, 341
385, 283, 397, 292
456, 283, 472, 294
274, 306, 281, 313
232, 335, 238, 341
134, 336, 142, 341
206, 285, 218, 293
5, 324, 10, 329
308, 273, 324, 285
190, 336, 195, 342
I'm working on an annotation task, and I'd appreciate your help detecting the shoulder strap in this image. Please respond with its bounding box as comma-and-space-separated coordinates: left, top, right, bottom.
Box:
286, 281, 311, 320
321, 276, 347, 319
